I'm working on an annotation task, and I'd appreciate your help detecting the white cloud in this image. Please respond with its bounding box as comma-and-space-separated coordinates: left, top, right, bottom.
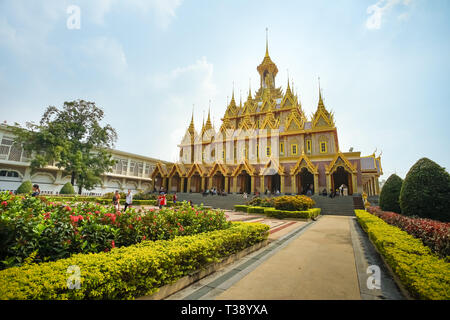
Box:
366, 0, 412, 30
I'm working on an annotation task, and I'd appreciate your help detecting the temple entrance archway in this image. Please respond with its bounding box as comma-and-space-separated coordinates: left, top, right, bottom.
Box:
296, 167, 314, 195
212, 172, 225, 192
238, 170, 251, 194
267, 173, 280, 193
332, 166, 353, 195
191, 173, 202, 193
170, 173, 181, 192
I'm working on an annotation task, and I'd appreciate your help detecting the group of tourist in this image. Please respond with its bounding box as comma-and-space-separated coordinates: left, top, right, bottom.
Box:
203, 188, 227, 196
321, 184, 348, 198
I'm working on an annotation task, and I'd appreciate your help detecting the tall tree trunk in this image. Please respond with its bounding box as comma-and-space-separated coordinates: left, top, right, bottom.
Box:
71, 172, 76, 185
78, 185, 82, 195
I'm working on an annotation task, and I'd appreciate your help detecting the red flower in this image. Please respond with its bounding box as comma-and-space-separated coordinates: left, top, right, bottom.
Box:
95, 210, 100, 214
111, 240, 116, 248
129, 224, 133, 229
65, 206, 72, 212
142, 235, 146, 240
1, 201, 7, 206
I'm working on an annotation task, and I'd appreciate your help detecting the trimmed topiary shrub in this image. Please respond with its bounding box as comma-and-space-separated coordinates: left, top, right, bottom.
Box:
59, 182, 75, 195
379, 174, 403, 213
272, 195, 315, 211
16, 180, 32, 194
399, 158, 450, 222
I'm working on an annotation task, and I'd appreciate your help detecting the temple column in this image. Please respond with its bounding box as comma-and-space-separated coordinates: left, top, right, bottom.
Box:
180, 177, 185, 192
168, 177, 172, 192
291, 175, 296, 194
326, 173, 331, 194
260, 175, 265, 193
314, 174, 319, 195
201, 177, 206, 192
224, 176, 229, 193
232, 176, 237, 193
369, 178, 373, 196
375, 177, 380, 195
280, 175, 285, 194
208, 176, 213, 190
251, 175, 256, 194
352, 173, 358, 195
187, 177, 191, 193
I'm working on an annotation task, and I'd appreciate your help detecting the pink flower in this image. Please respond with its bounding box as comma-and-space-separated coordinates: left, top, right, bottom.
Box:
142, 235, 146, 241
1, 201, 7, 206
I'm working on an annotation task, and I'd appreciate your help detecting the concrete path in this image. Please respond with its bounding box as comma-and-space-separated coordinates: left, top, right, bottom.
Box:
167, 215, 404, 300
215, 215, 361, 300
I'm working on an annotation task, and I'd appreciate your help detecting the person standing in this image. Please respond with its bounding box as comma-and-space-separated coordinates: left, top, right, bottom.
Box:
173, 192, 177, 204
112, 190, 121, 211
31, 184, 40, 197
124, 189, 133, 212
339, 184, 344, 196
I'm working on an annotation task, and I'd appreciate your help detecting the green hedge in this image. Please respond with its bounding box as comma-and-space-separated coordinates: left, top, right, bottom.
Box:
247, 206, 266, 214
234, 205, 249, 212
355, 210, 450, 300
0, 222, 269, 300
264, 208, 321, 220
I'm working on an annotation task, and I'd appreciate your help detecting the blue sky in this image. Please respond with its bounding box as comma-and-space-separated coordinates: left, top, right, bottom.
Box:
0, 0, 449, 179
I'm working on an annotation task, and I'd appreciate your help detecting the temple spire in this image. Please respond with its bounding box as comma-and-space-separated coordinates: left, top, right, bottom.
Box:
188, 105, 195, 134
248, 78, 252, 100
265, 27, 269, 57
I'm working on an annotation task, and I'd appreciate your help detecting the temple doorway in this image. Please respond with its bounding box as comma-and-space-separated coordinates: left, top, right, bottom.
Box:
332, 166, 352, 195
212, 172, 225, 192
191, 173, 202, 193
267, 173, 281, 193
296, 167, 314, 195
238, 170, 251, 194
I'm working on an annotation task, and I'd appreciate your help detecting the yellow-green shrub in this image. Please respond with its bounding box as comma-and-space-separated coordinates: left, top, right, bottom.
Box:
355, 210, 450, 300
0, 222, 269, 300
234, 205, 249, 212
265, 208, 321, 220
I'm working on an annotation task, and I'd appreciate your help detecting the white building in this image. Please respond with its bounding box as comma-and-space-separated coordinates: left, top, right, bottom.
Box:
0, 123, 171, 195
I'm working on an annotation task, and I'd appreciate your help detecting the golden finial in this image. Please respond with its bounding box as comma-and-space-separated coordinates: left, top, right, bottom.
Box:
265, 27, 269, 57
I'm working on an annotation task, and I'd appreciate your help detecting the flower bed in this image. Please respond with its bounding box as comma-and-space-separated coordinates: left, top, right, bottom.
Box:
0, 192, 230, 269
355, 210, 450, 300
264, 208, 321, 220
367, 206, 450, 259
0, 222, 269, 300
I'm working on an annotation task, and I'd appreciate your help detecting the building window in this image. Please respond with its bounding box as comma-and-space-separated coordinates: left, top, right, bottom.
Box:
0, 170, 19, 178
266, 146, 271, 157
256, 143, 259, 158
291, 144, 298, 156
320, 141, 327, 154
222, 150, 225, 160
280, 142, 284, 155
306, 140, 312, 153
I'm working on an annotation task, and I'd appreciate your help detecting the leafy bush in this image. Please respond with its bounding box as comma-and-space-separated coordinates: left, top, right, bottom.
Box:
399, 158, 450, 222
0, 222, 269, 300
272, 195, 315, 211
234, 205, 249, 212
264, 208, 321, 220
16, 181, 32, 194
355, 210, 450, 300
247, 206, 266, 214
367, 206, 449, 259
246, 197, 274, 207
0, 192, 230, 269
59, 182, 75, 195
379, 174, 403, 213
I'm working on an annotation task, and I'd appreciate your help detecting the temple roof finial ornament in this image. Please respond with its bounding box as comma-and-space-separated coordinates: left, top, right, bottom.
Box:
265, 27, 269, 57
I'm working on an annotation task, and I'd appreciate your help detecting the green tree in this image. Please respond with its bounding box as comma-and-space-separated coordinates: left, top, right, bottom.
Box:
59, 182, 75, 195
399, 158, 450, 222
11, 100, 117, 195
379, 174, 403, 213
16, 181, 32, 194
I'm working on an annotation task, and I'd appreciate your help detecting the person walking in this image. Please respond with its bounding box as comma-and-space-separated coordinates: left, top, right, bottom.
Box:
339, 184, 344, 196
113, 190, 121, 211
124, 189, 133, 212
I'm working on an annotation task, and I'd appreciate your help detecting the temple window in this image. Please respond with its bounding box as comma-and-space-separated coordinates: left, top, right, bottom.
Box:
320, 141, 327, 153
280, 142, 284, 155
306, 140, 312, 153
266, 146, 271, 157
291, 144, 298, 156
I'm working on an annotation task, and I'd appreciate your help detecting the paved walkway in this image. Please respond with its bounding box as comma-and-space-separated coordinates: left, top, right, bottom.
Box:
215, 215, 360, 300
167, 215, 404, 300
